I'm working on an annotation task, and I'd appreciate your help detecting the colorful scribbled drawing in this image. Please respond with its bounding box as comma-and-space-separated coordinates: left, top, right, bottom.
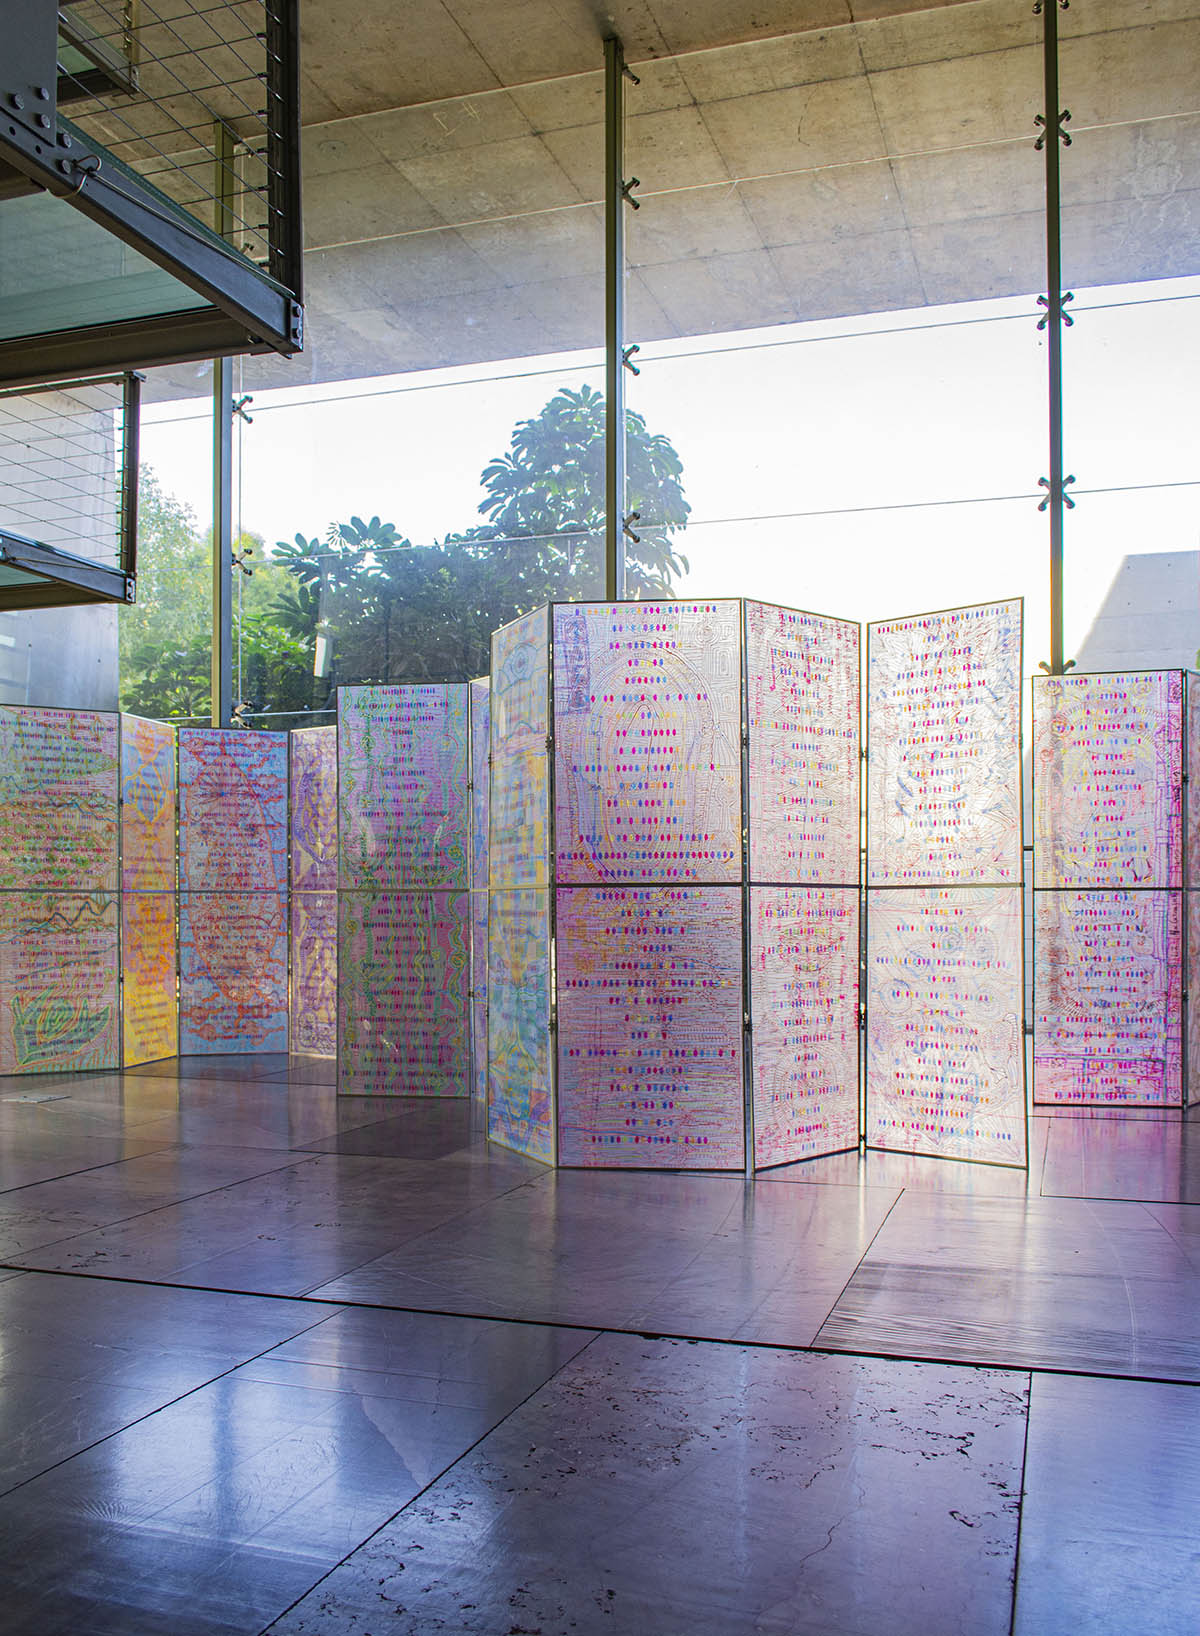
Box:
338, 890, 469, 1094
867, 600, 1023, 886
745, 603, 861, 887
1189, 892, 1200, 1105
553, 601, 742, 885
290, 726, 338, 892
750, 886, 859, 1166
120, 715, 176, 892
291, 891, 337, 1057
179, 729, 288, 893
866, 887, 1026, 1165
0, 891, 119, 1073
556, 885, 744, 1168
487, 889, 553, 1160
471, 889, 488, 1100
1034, 890, 1182, 1106
490, 608, 550, 890
338, 686, 469, 891
470, 678, 490, 891
179, 892, 288, 1053
0, 707, 119, 891
122, 892, 177, 1065
1034, 672, 1183, 890
1187, 674, 1200, 892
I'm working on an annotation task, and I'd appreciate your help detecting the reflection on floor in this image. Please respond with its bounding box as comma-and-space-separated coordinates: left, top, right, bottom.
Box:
0, 1056, 1197, 1634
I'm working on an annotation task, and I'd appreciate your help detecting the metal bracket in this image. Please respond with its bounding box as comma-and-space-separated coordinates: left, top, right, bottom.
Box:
620, 175, 641, 209
1038, 473, 1076, 511
233, 544, 254, 577
623, 62, 641, 85
622, 511, 641, 544
1038, 657, 1077, 673
1037, 290, 1074, 329
232, 394, 255, 423
1034, 108, 1072, 150
622, 343, 641, 376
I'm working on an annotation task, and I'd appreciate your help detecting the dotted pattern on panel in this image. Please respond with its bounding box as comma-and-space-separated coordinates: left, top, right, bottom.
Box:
866, 887, 1026, 1165
122, 892, 177, 1067
179, 892, 288, 1054
338, 687, 468, 892
1034, 672, 1182, 890
488, 889, 553, 1161
1034, 889, 1182, 1106
0, 708, 119, 892
553, 602, 742, 884
556, 885, 744, 1169
867, 601, 1022, 887
179, 729, 288, 893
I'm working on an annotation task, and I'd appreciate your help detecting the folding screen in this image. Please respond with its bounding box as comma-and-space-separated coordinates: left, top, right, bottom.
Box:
469, 678, 489, 1101
865, 600, 1027, 1166
489, 598, 863, 1172
1033, 671, 1194, 1106
120, 713, 177, 1066
289, 725, 337, 1058
0, 707, 120, 1074
488, 609, 553, 1156
178, 728, 288, 1053
337, 685, 470, 1095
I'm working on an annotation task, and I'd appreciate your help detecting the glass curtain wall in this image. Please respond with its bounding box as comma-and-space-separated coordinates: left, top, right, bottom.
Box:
1058, 0, 1200, 670
117, 0, 1200, 718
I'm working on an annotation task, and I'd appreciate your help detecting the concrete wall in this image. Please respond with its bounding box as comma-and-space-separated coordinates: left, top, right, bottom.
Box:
0, 605, 119, 710
1072, 552, 1200, 673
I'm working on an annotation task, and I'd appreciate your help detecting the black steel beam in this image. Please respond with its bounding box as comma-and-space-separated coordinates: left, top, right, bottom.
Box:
0, 529, 134, 606
0, 309, 276, 390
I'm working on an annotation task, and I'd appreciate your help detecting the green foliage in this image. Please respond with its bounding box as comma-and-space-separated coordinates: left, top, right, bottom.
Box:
286, 385, 691, 688
121, 384, 691, 714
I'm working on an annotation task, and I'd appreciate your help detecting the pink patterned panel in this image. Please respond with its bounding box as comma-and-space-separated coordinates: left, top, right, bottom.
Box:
556, 884, 744, 1169
750, 886, 859, 1167
745, 602, 860, 886
867, 887, 1026, 1165
1035, 890, 1182, 1106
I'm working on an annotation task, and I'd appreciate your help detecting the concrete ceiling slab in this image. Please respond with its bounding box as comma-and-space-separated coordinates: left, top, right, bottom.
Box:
457, 204, 606, 287
737, 161, 910, 250
770, 227, 928, 318
638, 245, 797, 334
303, 163, 445, 249
628, 184, 767, 266
697, 74, 888, 177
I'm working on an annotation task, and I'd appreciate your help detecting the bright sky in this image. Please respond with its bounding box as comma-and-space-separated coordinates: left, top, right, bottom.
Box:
141, 274, 1200, 676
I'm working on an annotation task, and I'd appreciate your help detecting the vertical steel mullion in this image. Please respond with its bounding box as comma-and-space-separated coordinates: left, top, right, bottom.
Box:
120, 372, 142, 580
211, 355, 233, 729
265, 0, 304, 298
604, 36, 627, 603
1041, 0, 1067, 675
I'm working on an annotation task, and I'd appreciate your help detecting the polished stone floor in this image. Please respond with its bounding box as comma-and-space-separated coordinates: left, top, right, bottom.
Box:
0, 1056, 1197, 1634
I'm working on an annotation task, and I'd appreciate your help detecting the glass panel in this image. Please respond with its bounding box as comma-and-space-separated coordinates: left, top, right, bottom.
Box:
469, 678, 490, 891
121, 366, 214, 723
178, 727, 288, 892
120, 713, 176, 892
121, 890, 177, 1066
179, 890, 288, 1053
623, 0, 1046, 645
291, 891, 337, 1060
866, 886, 1026, 1165
0, 192, 210, 341
1033, 672, 1183, 890
745, 601, 860, 887
289, 725, 338, 892
0, 890, 119, 1073
552, 600, 742, 885
487, 887, 553, 1161
556, 884, 744, 1170
0, 706, 119, 891
750, 885, 859, 1168
490, 606, 550, 890
470, 888, 487, 1102
336, 684, 469, 891
1034, 889, 1182, 1108
867, 600, 1023, 887
1059, 0, 1200, 676
0, 378, 125, 566
337, 889, 469, 1095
